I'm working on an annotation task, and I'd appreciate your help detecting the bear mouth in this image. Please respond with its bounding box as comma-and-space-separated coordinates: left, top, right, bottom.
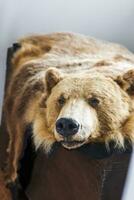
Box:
61, 140, 85, 149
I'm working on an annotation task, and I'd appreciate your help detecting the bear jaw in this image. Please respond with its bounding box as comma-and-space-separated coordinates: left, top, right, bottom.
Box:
61, 140, 86, 149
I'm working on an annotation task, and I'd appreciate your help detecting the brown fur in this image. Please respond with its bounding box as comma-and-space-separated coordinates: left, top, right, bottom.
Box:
93, 60, 112, 67
0, 170, 11, 200
3, 32, 134, 184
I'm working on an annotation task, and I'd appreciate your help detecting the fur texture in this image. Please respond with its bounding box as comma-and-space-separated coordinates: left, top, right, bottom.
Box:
3, 32, 134, 183
0, 170, 12, 200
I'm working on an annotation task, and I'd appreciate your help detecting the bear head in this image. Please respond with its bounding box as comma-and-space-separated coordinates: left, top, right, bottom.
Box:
33, 68, 134, 152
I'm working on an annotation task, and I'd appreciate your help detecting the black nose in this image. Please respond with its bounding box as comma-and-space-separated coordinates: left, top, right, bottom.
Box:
56, 118, 79, 137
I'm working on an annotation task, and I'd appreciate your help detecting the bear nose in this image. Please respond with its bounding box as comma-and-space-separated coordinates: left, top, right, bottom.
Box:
56, 118, 79, 137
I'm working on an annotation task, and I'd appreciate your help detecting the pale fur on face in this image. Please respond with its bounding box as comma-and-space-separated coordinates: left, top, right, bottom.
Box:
54, 98, 99, 149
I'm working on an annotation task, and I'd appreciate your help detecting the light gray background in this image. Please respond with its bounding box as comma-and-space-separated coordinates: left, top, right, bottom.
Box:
0, 0, 134, 199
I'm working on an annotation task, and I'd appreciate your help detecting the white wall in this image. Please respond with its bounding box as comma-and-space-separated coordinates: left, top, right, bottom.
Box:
0, 1, 134, 199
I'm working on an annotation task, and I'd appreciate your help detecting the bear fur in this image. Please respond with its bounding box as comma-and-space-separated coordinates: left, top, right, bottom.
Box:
0, 170, 11, 200
3, 32, 134, 185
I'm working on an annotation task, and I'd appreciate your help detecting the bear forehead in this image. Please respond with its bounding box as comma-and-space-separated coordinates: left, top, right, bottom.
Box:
51, 73, 120, 98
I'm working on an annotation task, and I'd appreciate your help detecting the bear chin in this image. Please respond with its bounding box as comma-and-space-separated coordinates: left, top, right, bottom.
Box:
61, 140, 86, 149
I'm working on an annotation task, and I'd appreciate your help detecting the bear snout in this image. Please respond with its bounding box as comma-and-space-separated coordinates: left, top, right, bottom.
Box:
56, 118, 79, 137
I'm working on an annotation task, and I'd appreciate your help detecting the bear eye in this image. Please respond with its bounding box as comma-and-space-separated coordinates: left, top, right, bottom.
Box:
88, 97, 100, 108
58, 95, 66, 106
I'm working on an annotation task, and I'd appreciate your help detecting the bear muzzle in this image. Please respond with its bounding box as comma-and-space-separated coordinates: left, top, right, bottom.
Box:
55, 118, 87, 149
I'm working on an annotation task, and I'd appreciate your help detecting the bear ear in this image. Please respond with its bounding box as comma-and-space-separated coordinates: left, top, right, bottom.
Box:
115, 70, 134, 95
45, 68, 63, 93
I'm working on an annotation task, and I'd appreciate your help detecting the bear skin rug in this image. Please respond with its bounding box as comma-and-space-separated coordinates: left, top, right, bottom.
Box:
1, 32, 134, 198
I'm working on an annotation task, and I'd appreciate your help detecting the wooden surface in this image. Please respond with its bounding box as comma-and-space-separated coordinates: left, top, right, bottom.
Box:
25, 144, 131, 200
